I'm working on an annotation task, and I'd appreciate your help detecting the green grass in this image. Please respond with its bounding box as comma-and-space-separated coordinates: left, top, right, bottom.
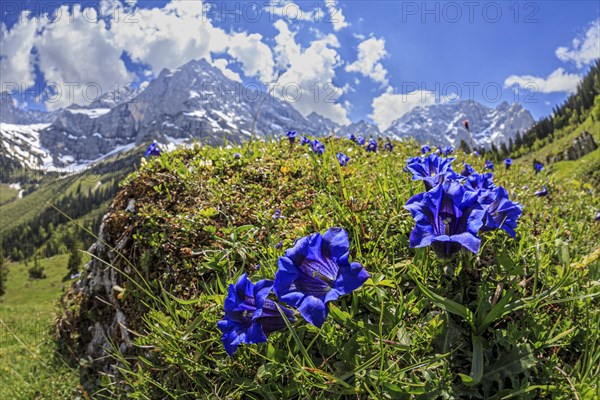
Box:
0, 184, 18, 205
56, 137, 600, 399
0, 256, 82, 399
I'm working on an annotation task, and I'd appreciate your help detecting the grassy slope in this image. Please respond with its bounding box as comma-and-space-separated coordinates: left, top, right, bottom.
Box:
58, 137, 600, 399
0, 257, 81, 399
518, 115, 600, 185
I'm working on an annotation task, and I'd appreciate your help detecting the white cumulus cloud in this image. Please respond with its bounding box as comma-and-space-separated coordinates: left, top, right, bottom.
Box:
504, 68, 582, 94
555, 19, 600, 68
370, 88, 441, 131
273, 20, 349, 125
345, 37, 388, 85
325, 0, 349, 31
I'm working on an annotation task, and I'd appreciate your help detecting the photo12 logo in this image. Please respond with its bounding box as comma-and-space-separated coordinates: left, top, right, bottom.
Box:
400, 1, 540, 23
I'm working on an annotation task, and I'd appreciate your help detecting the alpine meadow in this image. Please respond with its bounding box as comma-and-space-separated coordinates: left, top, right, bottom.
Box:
1, 1, 599, 399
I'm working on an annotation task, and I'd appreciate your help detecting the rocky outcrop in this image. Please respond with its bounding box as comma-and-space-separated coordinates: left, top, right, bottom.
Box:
545, 131, 598, 164
56, 192, 136, 387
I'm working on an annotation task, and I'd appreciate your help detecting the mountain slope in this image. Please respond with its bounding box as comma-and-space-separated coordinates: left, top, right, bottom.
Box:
385, 100, 534, 148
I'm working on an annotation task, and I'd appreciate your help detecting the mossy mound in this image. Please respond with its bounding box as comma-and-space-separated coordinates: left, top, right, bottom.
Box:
58, 137, 600, 399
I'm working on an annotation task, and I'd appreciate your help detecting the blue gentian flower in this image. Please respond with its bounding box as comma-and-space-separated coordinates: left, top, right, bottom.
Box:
534, 186, 548, 197
485, 160, 494, 171
349, 133, 357, 142
461, 162, 477, 177
275, 241, 283, 249
274, 227, 370, 328
336, 152, 350, 166
405, 153, 462, 190
233, 152, 241, 159
384, 141, 394, 152
217, 274, 296, 356
443, 145, 454, 156
465, 172, 496, 191
595, 212, 600, 221
504, 158, 513, 169
404, 180, 485, 258
272, 209, 283, 220
473, 150, 480, 157
311, 139, 325, 155
366, 138, 378, 152
534, 162, 544, 174
300, 136, 311, 145
478, 186, 523, 238
144, 142, 161, 157
356, 136, 365, 146
286, 131, 297, 144
436, 146, 443, 155
421, 145, 431, 154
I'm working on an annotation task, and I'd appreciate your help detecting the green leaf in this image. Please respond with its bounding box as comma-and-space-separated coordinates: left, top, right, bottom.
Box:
410, 271, 475, 329
459, 335, 484, 386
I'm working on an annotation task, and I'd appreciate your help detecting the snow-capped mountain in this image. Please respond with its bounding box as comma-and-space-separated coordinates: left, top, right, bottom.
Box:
384, 101, 534, 148
0, 92, 59, 125
1, 59, 535, 170
338, 120, 381, 138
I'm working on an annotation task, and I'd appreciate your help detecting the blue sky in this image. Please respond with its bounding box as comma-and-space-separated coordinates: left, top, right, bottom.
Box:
1, 0, 599, 129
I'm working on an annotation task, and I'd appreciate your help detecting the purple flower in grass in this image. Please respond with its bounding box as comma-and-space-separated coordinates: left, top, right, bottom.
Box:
405, 153, 462, 191
356, 136, 365, 146
473, 150, 480, 157
534, 162, 544, 174
485, 160, 494, 171
336, 152, 350, 166
534, 186, 548, 197
404, 180, 485, 259
479, 187, 523, 238
144, 142, 161, 157
366, 138, 378, 152
300, 136, 311, 145
384, 141, 394, 152
443, 145, 454, 156
421, 145, 431, 154
233, 152, 241, 159
311, 139, 325, 155
349, 133, 357, 142
504, 158, 513, 169
461, 162, 477, 177
218, 274, 296, 356
274, 228, 369, 328
286, 131, 297, 144
595, 212, 600, 221
465, 172, 496, 192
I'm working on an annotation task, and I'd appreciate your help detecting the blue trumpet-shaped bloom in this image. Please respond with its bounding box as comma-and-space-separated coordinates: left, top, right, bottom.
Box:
311, 139, 325, 155
404, 180, 485, 258
443, 145, 454, 156
217, 274, 296, 356
274, 227, 370, 328
300, 136, 311, 145
366, 138, 378, 152
286, 131, 297, 144
404, 153, 462, 190
356, 136, 365, 145
336, 152, 350, 166
479, 186, 523, 238
349, 133, 357, 142
144, 142, 161, 157
384, 141, 394, 152
465, 172, 496, 191
534, 162, 544, 173
461, 162, 477, 177
485, 160, 495, 171
504, 158, 513, 169
421, 145, 431, 154
534, 186, 548, 197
